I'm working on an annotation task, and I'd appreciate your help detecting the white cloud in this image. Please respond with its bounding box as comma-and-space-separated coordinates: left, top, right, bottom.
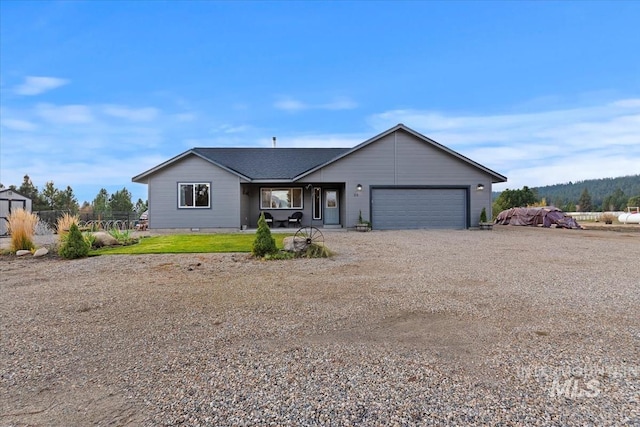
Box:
213, 124, 251, 134
610, 99, 640, 108
14, 76, 69, 96
174, 112, 197, 122
320, 97, 358, 110
102, 105, 159, 122
35, 103, 94, 124
0, 117, 38, 131
274, 97, 307, 112
274, 96, 358, 112
274, 133, 364, 148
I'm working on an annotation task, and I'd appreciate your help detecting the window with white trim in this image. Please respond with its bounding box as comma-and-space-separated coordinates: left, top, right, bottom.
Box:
260, 188, 303, 209
178, 183, 210, 208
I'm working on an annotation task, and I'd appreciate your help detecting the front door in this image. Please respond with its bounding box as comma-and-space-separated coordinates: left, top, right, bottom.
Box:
323, 189, 339, 225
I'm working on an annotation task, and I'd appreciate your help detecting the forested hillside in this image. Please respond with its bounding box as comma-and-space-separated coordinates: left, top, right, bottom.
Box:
493, 175, 640, 212
534, 175, 640, 211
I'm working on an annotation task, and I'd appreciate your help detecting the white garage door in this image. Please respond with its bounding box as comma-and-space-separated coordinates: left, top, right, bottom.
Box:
371, 188, 468, 230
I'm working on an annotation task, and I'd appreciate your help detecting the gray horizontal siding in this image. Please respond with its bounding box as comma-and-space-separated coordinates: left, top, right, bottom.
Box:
303, 129, 494, 227
148, 155, 240, 229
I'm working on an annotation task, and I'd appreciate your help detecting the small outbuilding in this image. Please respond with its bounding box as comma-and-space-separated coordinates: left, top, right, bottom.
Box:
0, 189, 33, 235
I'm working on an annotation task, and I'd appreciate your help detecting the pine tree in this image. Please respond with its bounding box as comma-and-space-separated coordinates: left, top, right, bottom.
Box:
252, 213, 277, 257
58, 223, 90, 259
578, 188, 592, 212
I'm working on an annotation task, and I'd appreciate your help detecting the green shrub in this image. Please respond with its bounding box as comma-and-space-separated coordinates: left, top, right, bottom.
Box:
299, 243, 333, 258
59, 223, 90, 259
108, 227, 137, 245
83, 232, 96, 248
252, 213, 277, 257
480, 207, 488, 223
264, 250, 296, 260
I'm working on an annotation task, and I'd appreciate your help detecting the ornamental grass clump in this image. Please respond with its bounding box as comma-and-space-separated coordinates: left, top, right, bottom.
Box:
59, 223, 90, 259
252, 213, 277, 257
299, 243, 333, 258
108, 227, 137, 245
7, 209, 39, 252
56, 213, 80, 242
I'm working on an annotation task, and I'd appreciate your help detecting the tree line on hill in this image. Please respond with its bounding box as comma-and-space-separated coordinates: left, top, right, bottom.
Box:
493, 175, 640, 215
1, 174, 147, 218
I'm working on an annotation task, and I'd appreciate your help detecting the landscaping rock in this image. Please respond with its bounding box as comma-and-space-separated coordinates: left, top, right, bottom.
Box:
16, 250, 31, 257
92, 232, 119, 247
33, 247, 49, 257
283, 236, 295, 252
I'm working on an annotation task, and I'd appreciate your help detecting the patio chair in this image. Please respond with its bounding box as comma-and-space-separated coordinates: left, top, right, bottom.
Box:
260, 212, 274, 227
288, 211, 303, 227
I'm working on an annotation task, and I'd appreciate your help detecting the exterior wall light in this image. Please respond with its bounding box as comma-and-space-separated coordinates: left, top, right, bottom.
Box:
476, 183, 485, 191
356, 184, 363, 191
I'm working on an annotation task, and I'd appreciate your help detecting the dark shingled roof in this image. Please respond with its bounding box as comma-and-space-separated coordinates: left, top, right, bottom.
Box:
191, 147, 350, 179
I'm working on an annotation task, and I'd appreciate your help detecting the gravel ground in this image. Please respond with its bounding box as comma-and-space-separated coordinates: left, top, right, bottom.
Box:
1, 227, 639, 426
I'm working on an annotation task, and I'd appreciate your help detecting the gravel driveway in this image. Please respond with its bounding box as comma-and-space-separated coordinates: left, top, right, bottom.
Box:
1, 227, 639, 426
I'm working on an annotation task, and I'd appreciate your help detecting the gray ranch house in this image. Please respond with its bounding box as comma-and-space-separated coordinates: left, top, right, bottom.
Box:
132, 124, 507, 231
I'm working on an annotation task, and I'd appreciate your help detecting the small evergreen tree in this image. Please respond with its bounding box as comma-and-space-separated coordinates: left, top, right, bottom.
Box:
479, 207, 487, 223
252, 213, 277, 257
578, 188, 592, 212
59, 223, 90, 259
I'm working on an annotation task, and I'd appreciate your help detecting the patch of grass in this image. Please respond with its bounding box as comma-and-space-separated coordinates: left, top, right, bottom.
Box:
264, 250, 297, 260
92, 233, 293, 255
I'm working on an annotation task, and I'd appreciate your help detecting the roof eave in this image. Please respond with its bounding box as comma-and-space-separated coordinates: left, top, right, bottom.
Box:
132, 149, 253, 183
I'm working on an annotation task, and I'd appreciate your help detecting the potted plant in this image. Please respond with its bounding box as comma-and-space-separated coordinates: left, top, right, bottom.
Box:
356, 210, 371, 231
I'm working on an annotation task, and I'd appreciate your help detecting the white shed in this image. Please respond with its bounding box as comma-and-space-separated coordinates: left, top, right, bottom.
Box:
0, 189, 33, 236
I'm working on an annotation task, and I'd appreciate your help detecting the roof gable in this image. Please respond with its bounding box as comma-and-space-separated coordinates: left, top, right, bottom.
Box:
0, 189, 31, 200
296, 124, 507, 183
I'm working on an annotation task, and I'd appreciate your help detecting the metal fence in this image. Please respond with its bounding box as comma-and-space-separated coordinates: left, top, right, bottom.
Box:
565, 211, 624, 221
35, 210, 141, 231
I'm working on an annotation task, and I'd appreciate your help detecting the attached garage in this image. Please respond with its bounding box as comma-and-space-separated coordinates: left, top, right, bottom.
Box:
371, 187, 469, 230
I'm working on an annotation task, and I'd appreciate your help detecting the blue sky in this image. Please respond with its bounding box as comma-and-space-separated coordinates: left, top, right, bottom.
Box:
1, 1, 639, 204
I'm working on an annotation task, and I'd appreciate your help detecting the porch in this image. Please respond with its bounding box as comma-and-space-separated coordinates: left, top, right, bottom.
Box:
240, 183, 346, 230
